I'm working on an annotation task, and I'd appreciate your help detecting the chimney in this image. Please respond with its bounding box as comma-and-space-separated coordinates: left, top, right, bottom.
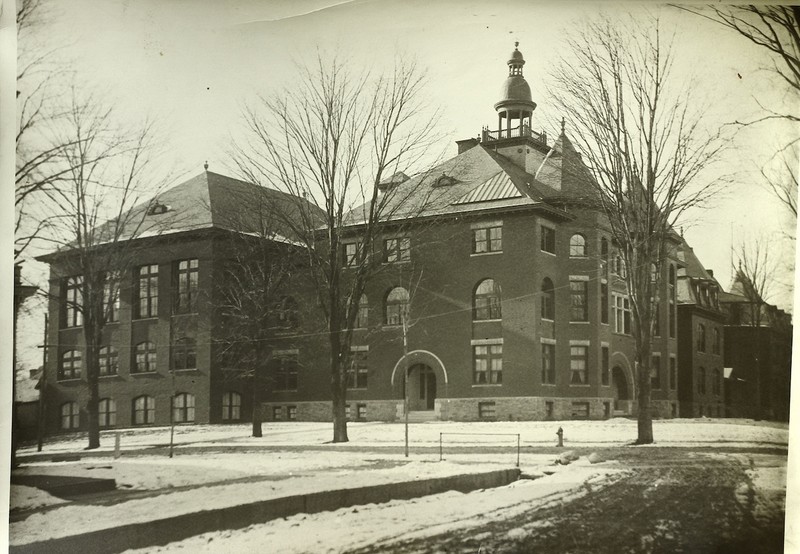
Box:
456, 138, 480, 154
707, 269, 714, 278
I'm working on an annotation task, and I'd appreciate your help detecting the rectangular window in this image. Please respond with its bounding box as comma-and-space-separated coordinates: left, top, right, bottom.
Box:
347, 347, 368, 389
174, 259, 199, 314
345, 404, 351, 420
478, 401, 496, 420
273, 352, 299, 391
669, 357, 677, 390
473, 226, 502, 254
383, 237, 410, 263
600, 283, 609, 324
570, 345, 588, 385
135, 264, 159, 319
651, 355, 661, 390
613, 294, 631, 334
541, 343, 556, 385
545, 401, 554, 420
132, 396, 155, 425
342, 242, 360, 267
540, 226, 556, 254
669, 304, 676, 338
102, 273, 120, 323
273, 406, 283, 421
63, 276, 83, 327
653, 304, 661, 337
473, 344, 503, 385
172, 337, 197, 371
571, 402, 590, 419
287, 405, 297, 421
357, 404, 367, 420
601, 346, 610, 386
570, 280, 588, 322
99, 399, 117, 427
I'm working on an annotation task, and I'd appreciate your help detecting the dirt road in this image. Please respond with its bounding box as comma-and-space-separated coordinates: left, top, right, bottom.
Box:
351, 448, 787, 554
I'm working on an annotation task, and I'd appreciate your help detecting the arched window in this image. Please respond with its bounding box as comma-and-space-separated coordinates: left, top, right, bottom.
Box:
134, 341, 157, 373
650, 263, 658, 283
569, 234, 587, 257
473, 279, 501, 320
60, 401, 80, 430
277, 296, 299, 329
698, 367, 707, 395
132, 395, 155, 425
172, 337, 197, 370
384, 287, 409, 326
354, 294, 369, 329
99, 398, 116, 427
222, 392, 242, 421
59, 350, 82, 380
172, 392, 196, 423
99, 346, 118, 376
541, 278, 555, 320
697, 324, 706, 352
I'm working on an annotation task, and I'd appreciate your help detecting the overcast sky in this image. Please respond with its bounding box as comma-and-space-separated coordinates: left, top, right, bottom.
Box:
9, 0, 798, 368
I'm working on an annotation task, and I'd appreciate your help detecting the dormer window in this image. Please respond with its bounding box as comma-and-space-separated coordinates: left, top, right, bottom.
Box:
147, 201, 170, 216
434, 173, 456, 187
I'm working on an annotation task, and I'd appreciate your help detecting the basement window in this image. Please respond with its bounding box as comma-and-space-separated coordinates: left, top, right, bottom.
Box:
478, 401, 496, 420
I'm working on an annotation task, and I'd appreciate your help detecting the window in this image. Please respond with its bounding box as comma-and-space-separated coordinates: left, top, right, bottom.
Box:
541, 343, 555, 384
669, 265, 676, 338
712, 368, 721, 396
545, 401, 554, 419
133, 341, 157, 373
473, 343, 503, 384
600, 238, 609, 276
614, 256, 627, 278
288, 406, 297, 421
102, 273, 120, 323
345, 404, 351, 420
172, 393, 196, 423
540, 226, 555, 254
479, 401, 496, 420
653, 304, 661, 337
600, 283, 609, 324
347, 347, 368, 389
99, 346, 118, 376
222, 392, 242, 421
357, 404, 367, 420
383, 237, 410, 263
613, 294, 631, 334
273, 406, 283, 421
650, 263, 659, 283
60, 402, 80, 430
342, 242, 360, 267
63, 276, 83, 327
136, 264, 159, 319
174, 259, 199, 314
569, 279, 588, 322
697, 324, 706, 352
713, 328, 721, 355
604, 402, 611, 418
569, 234, 586, 257
172, 337, 197, 370
651, 355, 661, 390
473, 226, 502, 254
571, 402, 590, 419
59, 350, 82, 380
570, 345, 588, 385
670, 357, 677, 390
474, 279, 501, 320
132, 395, 155, 425
541, 278, 555, 320
698, 367, 706, 395
384, 287, 409, 326
273, 352, 299, 391
601, 346, 610, 386
99, 398, 116, 427
276, 296, 299, 329
354, 294, 369, 329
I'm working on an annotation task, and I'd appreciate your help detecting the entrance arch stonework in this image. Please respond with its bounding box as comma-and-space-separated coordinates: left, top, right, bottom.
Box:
390, 350, 448, 387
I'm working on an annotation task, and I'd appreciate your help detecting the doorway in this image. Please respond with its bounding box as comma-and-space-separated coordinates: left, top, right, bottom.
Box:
408, 364, 436, 411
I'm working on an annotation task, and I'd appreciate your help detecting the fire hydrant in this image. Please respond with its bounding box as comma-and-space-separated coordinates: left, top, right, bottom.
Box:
556, 427, 564, 448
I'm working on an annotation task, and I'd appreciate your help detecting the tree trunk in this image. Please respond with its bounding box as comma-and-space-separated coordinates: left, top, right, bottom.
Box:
636, 358, 654, 444
84, 338, 101, 450
330, 331, 348, 443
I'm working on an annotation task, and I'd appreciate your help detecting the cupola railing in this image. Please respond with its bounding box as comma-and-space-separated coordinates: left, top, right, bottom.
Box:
481, 125, 547, 145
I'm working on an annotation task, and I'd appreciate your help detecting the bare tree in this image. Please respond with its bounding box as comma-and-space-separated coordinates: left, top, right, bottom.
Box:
37, 90, 170, 449
762, 148, 799, 228
233, 54, 441, 442
549, 15, 725, 444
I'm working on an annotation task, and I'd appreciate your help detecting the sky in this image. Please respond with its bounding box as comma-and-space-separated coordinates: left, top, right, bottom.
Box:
7, 0, 799, 368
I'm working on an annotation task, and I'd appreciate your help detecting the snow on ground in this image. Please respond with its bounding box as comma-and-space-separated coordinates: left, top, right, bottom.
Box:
125, 462, 625, 554
9, 485, 67, 512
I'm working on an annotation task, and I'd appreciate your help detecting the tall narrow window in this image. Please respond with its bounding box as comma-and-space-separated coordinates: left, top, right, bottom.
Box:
474, 279, 501, 320
713, 328, 721, 355
98, 346, 118, 376
63, 276, 83, 327
569, 234, 587, 257
99, 398, 116, 427
473, 343, 503, 384
172, 337, 197, 370
132, 395, 155, 425
136, 264, 159, 319
133, 341, 157, 373
600, 238, 609, 276
613, 294, 631, 334
273, 352, 299, 391
697, 324, 706, 352
347, 347, 368, 389
669, 265, 676, 338
569, 279, 588, 322
354, 294, 369, 329
222, 392, 242, 421
172, 393, 196, 423
712, 368, 721, 396
601, 346, 610, 386
570, 345, 588, 385
653, 304, 661, 337
541, 343, 555, 384
541, 278, 555, 320
276, 296, 299, 329
540, 226, 555, 254
60, 402, 80, 430
600, 283, 609, 324
698, 367, 706, 395
102, 273, 120, 323
174, 259, 199, 314
651, 355, 661, 390
384, 287, 409, 326
670, 357, 677, 390
383, 237, 410, 263
59, 350, 82, 380
473, 225, 502, 253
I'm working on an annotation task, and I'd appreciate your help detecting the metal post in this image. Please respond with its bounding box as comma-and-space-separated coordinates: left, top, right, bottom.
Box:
37, 314, 48, 452
114, 432, 121, 459
516, 434, 520, 467
169, 370, 176, 458
402, 302, 410, 458
439, 432, 443, 462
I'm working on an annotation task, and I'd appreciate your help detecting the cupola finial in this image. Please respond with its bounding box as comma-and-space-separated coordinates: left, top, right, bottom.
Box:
204, 160, 209, 171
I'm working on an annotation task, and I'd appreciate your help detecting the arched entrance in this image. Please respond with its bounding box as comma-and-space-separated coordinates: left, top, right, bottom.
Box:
407, 364, 436, 411
612, 366, 630, 411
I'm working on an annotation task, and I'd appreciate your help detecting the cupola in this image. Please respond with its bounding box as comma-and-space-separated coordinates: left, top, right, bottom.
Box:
493, 42, 537, 134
